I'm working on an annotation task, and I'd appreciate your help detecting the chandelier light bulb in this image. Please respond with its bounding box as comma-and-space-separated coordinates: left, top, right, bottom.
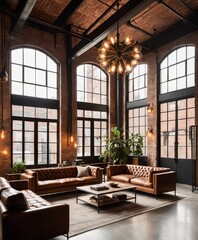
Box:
98, 53, 106, 60
110, 64, 116, 73
101, 60, 108, 67
117, 62, 123, 74
124, 36, 132, 45
133, 52, 142, 59
125, 64, 132, 72
107, 34, 117, 45
102, 40, 110, 49
98, 47, 106, 54
131, 59, 138, 66
133, 45, 142, 53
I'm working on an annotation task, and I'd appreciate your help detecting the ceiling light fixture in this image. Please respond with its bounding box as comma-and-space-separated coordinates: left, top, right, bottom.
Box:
97, 3, 143, 75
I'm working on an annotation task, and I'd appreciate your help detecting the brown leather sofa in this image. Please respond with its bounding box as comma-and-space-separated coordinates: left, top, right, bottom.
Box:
21, 166, 103, 195
106, 164, 176, 197
0, 177, 69, 240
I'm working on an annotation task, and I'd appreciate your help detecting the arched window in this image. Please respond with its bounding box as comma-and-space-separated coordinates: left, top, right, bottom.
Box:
127, 64, 148, 155
160, 46, 195, 94
77, 64, 108, 162
159, 46, 195, 178
11, 47, 59, 167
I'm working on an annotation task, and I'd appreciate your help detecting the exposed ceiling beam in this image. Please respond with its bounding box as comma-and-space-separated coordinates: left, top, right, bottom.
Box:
142, 20, 196, 53
157, 0, 198, 29
84, 0, 120, 35
11, 0, 37, 34
127, 20, 155, 37
71, 0, 156, 59
54, 0, 84, 26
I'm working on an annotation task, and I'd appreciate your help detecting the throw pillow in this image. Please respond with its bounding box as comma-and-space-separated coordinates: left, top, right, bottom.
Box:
0, 177, 10, 193
77, 166, 90, 177
1, 187, 29, 210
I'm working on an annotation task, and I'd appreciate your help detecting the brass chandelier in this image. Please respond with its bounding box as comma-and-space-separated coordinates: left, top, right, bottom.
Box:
97, 5, 143, 75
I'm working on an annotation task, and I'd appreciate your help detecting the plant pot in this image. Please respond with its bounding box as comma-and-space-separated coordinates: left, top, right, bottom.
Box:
6, 173, 21, 181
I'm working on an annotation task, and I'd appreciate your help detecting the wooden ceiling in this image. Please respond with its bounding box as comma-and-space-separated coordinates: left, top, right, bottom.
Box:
2, 0, 198, 58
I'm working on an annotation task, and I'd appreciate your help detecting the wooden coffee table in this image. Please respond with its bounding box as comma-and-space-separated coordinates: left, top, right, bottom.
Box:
76, 183, 136, 213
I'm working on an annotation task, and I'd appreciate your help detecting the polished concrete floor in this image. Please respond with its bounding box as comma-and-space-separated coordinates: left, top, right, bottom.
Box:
52, 184, 198, 240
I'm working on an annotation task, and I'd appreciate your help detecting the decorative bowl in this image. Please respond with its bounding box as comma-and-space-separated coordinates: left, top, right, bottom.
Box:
108, 182, 119, 188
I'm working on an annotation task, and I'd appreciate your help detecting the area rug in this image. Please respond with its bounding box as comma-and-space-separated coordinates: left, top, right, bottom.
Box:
44, 191, 188, 237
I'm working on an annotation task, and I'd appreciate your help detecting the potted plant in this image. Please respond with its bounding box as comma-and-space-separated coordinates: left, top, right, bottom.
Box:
6, 161, 26, 180
99, 127, 143, 164
129, 133, 145, 165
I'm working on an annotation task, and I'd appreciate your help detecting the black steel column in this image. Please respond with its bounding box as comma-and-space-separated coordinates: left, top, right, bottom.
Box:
65, 25, 73, 141
116, 73, 123, 130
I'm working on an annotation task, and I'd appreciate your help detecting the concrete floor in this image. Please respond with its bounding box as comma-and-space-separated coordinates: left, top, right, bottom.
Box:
51, 184, 198, 240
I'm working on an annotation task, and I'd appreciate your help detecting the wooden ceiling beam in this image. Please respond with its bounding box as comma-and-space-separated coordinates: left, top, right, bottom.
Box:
11, 0, 37, 34
71, 0, 156, 59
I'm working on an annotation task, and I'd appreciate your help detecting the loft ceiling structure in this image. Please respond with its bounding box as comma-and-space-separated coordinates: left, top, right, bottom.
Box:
1, 0, 198, 57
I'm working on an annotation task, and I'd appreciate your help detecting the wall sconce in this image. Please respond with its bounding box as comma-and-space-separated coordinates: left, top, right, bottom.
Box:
147, 104, 153, 113
70, 134, 74, 143
147, 128, 153, 137
1, 127, 5, 139
74, 142, 77, 148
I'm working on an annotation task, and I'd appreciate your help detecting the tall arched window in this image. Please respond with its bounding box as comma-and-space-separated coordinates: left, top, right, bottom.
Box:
11, 47, 59, 167
159, 45, 195, 184
127, 64, 148, 155
77, 64, 108, 162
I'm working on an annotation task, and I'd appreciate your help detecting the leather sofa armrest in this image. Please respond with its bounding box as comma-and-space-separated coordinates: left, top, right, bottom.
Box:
2, 204, 69, 240
153, 171, 176, 195
9, 179, 29, 190
89, 166, 103, 183
20, 172, 37, 192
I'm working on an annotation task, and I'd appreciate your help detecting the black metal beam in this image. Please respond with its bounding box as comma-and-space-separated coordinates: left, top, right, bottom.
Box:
142, 19, 197, 53
71, 0, 156, 58
157, 0, 198, 30
83, 0, 120, 35
11, 0, 37, 34
54, 0, 84, 26
127, 20, 155, 37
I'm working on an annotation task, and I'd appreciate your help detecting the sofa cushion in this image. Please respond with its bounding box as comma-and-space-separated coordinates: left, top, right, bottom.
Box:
77, 166, 90, 177
130, 177, 153, 188
0, 177, 10, 193
1, 187, 29, 210
110, 174, 136, 183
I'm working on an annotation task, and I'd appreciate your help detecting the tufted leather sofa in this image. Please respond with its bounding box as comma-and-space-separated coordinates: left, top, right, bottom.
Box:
106, 164, 176, 197
0, 177, 69, 240
21, 166, 103, 195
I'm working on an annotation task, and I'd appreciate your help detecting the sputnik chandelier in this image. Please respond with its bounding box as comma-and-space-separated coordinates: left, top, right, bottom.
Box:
97, 4, 143, 75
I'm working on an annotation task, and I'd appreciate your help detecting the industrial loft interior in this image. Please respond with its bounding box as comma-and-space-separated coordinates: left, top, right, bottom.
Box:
0, 1, 198, 240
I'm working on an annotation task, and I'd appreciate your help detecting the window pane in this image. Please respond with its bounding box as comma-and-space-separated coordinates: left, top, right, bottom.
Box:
24, 67, 35, 84
12, 64, 22, 82
24, 48, 35, 67
36, 69, 46, 85
36, 86, 47, 98
36, 51, 46, 70
24, 83, 35, 97
24, 107, 35, 118
12, 82, 23, 95
47, 57, 57, 72
12, 49, 23, 64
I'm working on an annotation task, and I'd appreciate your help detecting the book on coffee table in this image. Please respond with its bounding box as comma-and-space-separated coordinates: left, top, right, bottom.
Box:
90, 185, 109, 191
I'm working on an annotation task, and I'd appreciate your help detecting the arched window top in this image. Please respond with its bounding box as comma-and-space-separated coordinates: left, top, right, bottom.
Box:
77, 63, 108, 105
11, 47, 58, 99
160, 45, 195, 94
128, 63, 148, 101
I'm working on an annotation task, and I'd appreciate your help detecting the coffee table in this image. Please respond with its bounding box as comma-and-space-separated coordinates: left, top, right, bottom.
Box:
76, 183, 136, 213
